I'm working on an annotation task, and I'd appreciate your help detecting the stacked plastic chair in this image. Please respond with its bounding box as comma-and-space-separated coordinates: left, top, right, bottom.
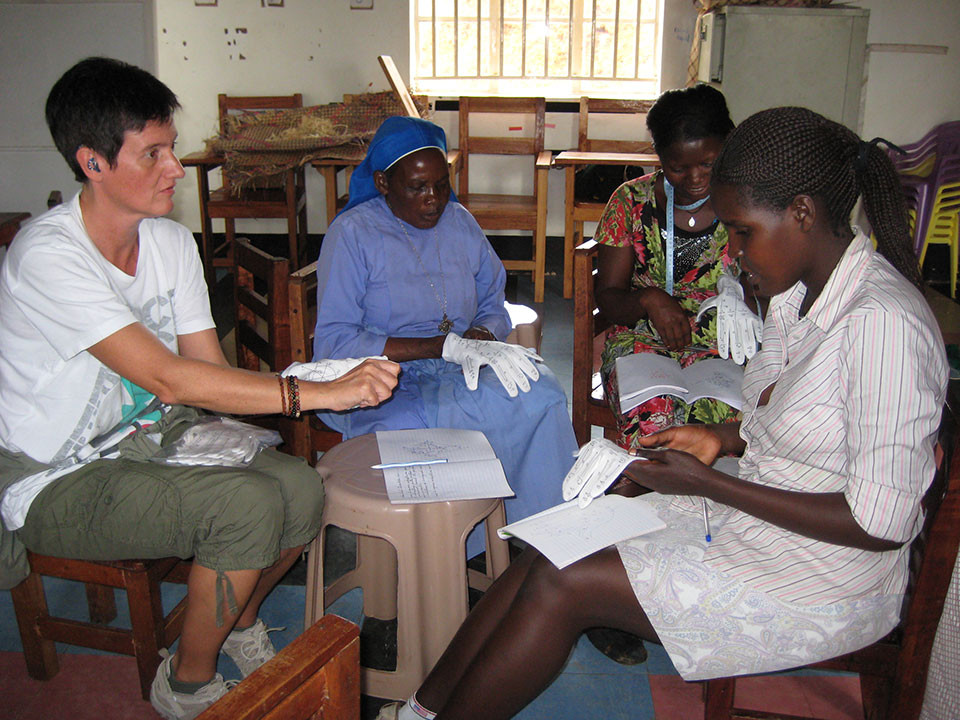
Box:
888, 121, 960, 297
919, 154, 960, 299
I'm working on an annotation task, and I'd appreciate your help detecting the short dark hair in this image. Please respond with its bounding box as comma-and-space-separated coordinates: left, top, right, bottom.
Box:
45, 57, 180, 182
712, 106, 921, 288
646, 84, 734, 153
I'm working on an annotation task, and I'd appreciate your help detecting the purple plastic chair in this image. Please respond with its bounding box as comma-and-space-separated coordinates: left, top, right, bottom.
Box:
886, 121, 960, 256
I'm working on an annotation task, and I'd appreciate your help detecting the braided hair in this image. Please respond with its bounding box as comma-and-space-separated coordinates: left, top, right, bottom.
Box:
712, 107, 921, 289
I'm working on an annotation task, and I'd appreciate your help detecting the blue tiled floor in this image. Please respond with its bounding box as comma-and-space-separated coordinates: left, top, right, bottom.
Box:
324, 585, 669, 720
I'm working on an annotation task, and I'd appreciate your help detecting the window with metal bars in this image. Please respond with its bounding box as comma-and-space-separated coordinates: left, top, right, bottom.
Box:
412, 0, 662, 99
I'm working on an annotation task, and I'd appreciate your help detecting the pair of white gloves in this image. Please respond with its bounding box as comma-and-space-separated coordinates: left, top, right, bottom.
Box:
282, 333, 542, 399
696, 268, 762, 366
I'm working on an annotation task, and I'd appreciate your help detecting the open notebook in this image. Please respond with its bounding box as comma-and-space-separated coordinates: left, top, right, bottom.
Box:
616, 354, 743, 414
375, 428, 515, 504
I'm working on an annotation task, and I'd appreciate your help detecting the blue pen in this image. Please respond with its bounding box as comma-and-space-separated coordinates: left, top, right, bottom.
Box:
701, 498, 712, 543
371, 459, 448, 470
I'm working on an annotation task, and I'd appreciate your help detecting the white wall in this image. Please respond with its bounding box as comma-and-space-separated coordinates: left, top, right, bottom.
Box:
3, 1, 957, 237
0, 0, 154, 220
857, 0, 960, 143
155, 0, 408, 230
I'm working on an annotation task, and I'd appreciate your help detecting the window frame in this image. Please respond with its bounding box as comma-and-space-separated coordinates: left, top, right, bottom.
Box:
410, 0, 664, 99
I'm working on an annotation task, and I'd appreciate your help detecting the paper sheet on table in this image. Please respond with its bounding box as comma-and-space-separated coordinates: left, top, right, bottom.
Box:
375, 428, 514, 504
497, 494, 666, 569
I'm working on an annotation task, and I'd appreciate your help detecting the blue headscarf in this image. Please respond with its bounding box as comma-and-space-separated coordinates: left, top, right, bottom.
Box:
339, 116, 453, 217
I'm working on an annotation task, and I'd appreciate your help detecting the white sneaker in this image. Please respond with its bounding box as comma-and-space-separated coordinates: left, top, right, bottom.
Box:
150, 650, 236, 720
220, 618, 282, 677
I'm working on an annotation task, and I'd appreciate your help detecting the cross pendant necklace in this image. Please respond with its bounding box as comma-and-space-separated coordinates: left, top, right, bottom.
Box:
395, 217, 453, 334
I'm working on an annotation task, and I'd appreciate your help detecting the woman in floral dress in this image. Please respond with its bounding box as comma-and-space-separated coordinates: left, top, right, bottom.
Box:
595, 84, 739, 449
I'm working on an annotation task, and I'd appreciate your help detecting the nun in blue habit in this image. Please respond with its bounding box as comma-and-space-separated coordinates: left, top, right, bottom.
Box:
311, 116, 577, 555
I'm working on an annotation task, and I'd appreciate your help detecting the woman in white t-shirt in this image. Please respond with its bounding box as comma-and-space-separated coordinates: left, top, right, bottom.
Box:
0, 58, 399, 720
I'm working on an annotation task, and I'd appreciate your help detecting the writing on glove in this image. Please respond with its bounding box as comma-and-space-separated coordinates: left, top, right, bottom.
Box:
281, 356, 387, 382
441, 333, 542, 397
562, 438, 637, 509
696, 269, 762, 365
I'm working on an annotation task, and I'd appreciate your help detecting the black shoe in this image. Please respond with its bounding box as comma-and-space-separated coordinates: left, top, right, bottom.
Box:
586, 627, 648, 665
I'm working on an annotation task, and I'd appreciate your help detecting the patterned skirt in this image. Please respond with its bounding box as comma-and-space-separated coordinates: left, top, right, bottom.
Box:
616, 494, 902, 681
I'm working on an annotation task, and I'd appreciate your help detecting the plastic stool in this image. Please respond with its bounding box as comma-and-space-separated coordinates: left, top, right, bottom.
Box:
303, 433, 510, 700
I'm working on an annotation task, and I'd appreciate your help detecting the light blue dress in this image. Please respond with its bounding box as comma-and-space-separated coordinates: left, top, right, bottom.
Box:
313, 196, 577, 554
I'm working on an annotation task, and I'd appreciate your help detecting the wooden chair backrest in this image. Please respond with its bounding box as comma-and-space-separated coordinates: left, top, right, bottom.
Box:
217, 93, 304, 135
572, 239, 617, 445
233, 239, 292, 373
887, 406, 959, 708
578, 97, 655, 154
378, 55, 421, 118
457, 96, 546, 198
286, 260, 343, 461
288, 260, 318, 366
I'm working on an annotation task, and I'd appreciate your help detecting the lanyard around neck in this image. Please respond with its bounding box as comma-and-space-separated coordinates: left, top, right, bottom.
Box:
663, 175, 710, 296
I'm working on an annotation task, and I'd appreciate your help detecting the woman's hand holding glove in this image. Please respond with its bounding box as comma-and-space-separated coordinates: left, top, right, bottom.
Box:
282, 357, 388, 382
441, 333, 542, 397
562, 438, 638, 508
695, 270, 762, 365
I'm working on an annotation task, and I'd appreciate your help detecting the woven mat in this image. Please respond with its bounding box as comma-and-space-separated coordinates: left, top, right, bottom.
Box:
206, 90, 429, 188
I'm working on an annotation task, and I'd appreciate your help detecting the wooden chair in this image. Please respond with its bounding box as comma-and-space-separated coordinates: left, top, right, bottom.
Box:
233, 238, 292, 374
230, 239, 340, 462
703, 408, 960, 720
557, 97, 657, 298
197, 614, 360, 720
453, 97, 551, 303
572, 239, 618, 446
192, 94, 308, 285
11, 554, 191, 700
287, 260, 343, 463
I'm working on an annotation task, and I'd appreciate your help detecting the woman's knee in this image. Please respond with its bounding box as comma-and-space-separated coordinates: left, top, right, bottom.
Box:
282, 469, 325, 543
250, 450, 325, 542
195, 476, 287, 567
519, 549, 634, 622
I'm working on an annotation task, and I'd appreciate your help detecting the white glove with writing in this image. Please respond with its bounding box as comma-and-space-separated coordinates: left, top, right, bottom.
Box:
562, 438, 637, 509
281, 357, 387, 382
696, 270, 762, 365
441, 333, 542, 397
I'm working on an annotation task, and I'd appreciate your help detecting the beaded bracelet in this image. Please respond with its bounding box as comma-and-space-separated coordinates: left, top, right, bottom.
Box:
286, 375, 301, 418
277, 373, 288, 416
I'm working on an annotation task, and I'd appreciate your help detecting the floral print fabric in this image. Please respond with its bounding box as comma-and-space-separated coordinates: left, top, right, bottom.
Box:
595, 172, 738, 448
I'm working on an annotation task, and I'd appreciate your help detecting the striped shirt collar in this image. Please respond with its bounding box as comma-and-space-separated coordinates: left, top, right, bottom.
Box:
767, 228, 871, 333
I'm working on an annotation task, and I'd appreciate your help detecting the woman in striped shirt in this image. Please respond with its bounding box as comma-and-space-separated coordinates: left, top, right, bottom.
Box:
377, 107, 949, 720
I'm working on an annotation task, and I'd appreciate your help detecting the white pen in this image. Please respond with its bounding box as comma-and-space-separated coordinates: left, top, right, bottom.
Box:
702, 498, 712, 543
371, 459, 448, 470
